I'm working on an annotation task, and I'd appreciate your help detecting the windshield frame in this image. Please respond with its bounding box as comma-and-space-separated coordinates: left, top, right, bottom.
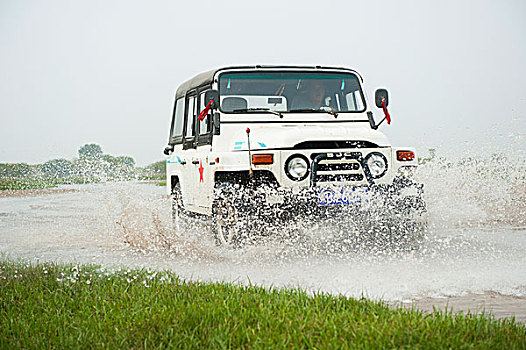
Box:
217, 69, 368, 115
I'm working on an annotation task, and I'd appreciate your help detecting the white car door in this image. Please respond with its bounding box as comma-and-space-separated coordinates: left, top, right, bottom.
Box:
180, 92, 197, 209
194, 89, 214, 211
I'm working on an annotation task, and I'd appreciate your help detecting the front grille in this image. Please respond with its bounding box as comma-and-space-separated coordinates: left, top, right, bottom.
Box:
310, 152, 362, 161
306, 150, 389, 185
317, 162, 360, 172
316, 174, 364, 182
313, 155, 364, 183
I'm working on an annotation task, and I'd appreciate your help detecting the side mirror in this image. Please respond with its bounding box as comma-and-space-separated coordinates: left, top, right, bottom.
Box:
213, 112, 220, 135
163, 145, 174, 155
204, 90, 220, 109
375, 88, 388, 108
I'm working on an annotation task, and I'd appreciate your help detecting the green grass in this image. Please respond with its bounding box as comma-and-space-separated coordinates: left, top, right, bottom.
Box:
1, 260, 524, 349
0, 177, 104, 191
0, 178, 58, 190
137, 174, 165, 181
1, 176, 164, 190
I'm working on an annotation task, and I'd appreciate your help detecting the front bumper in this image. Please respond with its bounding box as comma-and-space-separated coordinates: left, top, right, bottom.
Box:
223, 176, 425, 222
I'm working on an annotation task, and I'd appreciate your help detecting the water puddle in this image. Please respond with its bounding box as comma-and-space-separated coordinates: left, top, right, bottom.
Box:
1, 154, 525, 321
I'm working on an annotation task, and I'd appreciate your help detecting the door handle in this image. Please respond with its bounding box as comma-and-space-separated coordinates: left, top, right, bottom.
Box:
191, 159, 199, 165
180, 160, 187, 165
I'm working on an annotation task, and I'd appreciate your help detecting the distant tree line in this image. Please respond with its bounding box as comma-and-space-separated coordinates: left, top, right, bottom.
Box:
0, 143, 165, 182
137, 160, 165, 180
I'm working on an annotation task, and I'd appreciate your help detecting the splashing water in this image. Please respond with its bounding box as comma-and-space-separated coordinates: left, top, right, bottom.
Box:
1, 151, 525, 316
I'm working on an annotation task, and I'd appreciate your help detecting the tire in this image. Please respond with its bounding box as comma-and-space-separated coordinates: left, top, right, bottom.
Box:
171, 181, 185, 226
212, 183, 245, 248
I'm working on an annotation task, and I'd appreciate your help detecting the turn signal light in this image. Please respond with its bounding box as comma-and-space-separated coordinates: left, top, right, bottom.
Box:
397, 150, 415, 161
252, 154, 274, 165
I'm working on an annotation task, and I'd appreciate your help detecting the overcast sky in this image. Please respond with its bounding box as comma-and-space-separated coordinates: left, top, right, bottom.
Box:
1, 0, 525, 166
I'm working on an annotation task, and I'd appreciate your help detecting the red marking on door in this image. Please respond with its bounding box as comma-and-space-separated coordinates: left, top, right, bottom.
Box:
198, 161, 204, 183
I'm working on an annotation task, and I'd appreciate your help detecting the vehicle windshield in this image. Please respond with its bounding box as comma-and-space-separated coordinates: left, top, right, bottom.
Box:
218, 71, 365, 114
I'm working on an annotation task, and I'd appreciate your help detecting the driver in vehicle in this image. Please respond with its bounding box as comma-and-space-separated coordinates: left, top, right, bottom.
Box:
291, 80, 330, 111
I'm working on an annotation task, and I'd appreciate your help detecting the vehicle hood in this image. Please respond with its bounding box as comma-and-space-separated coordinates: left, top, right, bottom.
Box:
225, 123, 391, 151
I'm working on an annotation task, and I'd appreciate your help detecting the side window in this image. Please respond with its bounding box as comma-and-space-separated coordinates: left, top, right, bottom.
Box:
185, 95, 196, 138
171, 98, 185, 138
198, 90, 210, 135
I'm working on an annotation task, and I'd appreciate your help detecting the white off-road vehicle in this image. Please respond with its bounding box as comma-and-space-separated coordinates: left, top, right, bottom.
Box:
164, 66, 425, 247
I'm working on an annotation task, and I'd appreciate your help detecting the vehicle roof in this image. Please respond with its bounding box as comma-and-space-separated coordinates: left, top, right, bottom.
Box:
175, 65, 363, 99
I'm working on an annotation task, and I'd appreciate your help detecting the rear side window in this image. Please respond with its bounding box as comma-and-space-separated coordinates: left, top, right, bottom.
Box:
185, 95, 196, 138
171, 98, 185, 138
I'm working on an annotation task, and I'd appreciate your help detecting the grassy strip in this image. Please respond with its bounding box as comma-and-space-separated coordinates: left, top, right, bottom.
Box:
0, 176, 163, 191
138, 174, 165, 181
0, 177, 104, 191
1, 261, 524, 349
0, 178, 58, 190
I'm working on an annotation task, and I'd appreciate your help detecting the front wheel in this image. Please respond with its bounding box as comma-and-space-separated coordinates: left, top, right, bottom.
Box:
212, 184, 247, 248
171, 182, 185, 226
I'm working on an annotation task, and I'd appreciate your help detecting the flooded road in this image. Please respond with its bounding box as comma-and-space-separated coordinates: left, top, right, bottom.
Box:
1, 163, 526, 322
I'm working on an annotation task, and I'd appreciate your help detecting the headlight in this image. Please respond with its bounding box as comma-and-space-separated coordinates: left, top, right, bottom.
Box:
364, 152, 388, 178
285, 155, 309, 181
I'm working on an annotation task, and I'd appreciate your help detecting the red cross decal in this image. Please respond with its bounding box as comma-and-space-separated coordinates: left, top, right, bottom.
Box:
198, 160, 204, 183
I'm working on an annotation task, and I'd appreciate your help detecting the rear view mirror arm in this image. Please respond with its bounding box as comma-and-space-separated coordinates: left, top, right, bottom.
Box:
213, 112, 220, 135
367, 111, 378, 130
373, 112, 389, 129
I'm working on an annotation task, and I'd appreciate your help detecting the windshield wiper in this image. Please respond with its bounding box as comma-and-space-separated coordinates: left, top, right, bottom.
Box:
289, 108, 339, 118
233, 108, 282, 118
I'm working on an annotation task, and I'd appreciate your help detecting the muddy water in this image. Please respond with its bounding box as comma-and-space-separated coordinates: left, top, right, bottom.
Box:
1, 162, 526, 322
